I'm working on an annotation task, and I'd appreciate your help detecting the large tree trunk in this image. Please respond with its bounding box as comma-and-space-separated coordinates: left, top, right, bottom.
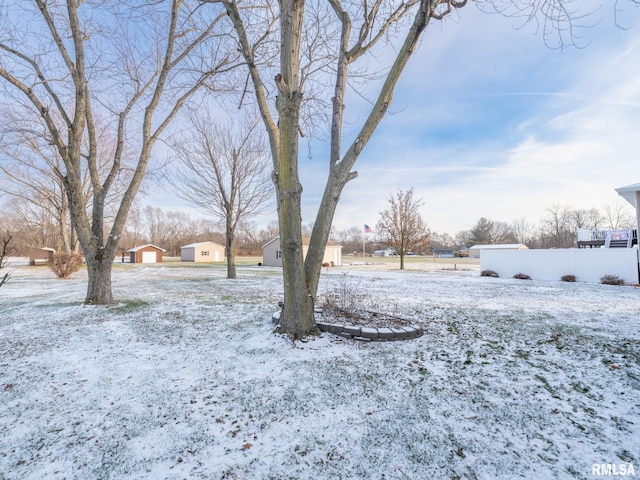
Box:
225, 221, 236, 279
275, 90, 317, 338
277, 192, 316, 337
84, 254, 115, 305
272, 0, 317, 339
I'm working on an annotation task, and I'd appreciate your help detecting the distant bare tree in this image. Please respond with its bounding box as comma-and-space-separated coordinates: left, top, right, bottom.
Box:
0, 233, 13, 288
330, 226, 364, 255
511, 217, 536, 246
376, 188, 430, 270
142, 207, 201, 256
454, 230, 473, 249
602, 202, 635, 230
491, 221, 517, 244
429, 232, 453, 250
120, 205, 146, 251
171, 113, 273, 278
540, 204, 574, 248
570, 208, 604, 232
236, 220, 280, 256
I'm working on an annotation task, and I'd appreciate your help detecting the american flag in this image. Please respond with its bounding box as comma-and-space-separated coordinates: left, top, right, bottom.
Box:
364, 224, 373, 234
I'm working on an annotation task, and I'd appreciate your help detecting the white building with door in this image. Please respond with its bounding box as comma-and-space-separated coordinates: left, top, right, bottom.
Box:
125, 244, 166, 263
262, 237, 342, 267
180, 241, 225, 263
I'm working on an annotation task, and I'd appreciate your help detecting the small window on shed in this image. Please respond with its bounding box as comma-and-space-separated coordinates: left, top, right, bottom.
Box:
202, 251, 209, 256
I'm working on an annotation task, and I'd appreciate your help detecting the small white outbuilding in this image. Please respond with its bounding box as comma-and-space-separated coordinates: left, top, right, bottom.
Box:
180, 241, 225, 263
262, 237, 342, 267
125, 244, 166, 263
469, 243, 529, 258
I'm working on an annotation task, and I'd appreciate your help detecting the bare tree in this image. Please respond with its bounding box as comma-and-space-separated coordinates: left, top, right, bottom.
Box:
141, 207, 202, 256
454, 230, 473, 249
330, 226, 365, 255
376, 188, 430, 270
2, 196, 63, 251
0, 233, 13, 288
170, 113, 273, 278
540, 204, 573, 248
120, 204, 146, 251
200, 0, 639, 337
0, 1, 235, 304
430, 232, 457, 251
200, 0, 470, 337
570, 208, 604, 231
0, 141, 77, 253
236, 220, 280, 256
0, 109, 133, 254
491, 220, 517, 244
511, 217, 536, 246
602, 202, 635, 230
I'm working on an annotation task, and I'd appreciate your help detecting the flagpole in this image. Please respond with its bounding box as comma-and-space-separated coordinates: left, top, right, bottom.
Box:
363, 225, 366, 257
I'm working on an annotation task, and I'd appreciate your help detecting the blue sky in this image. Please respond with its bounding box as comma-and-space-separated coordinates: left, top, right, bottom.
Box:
149, 1, 640, 235
295, 2, 640, 234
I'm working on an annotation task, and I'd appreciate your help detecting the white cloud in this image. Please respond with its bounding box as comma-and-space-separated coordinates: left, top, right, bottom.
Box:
323, 6, 640, 234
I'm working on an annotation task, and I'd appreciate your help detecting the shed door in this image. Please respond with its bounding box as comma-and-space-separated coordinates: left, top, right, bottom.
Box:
141, 251, 157, 263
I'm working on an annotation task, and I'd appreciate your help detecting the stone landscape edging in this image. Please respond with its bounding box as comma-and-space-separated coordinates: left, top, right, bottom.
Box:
272, 311, 423, 342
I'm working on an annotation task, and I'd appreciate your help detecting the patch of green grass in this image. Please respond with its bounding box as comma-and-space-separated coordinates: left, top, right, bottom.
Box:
535, 374, 561, 399
109, 299, 150, 313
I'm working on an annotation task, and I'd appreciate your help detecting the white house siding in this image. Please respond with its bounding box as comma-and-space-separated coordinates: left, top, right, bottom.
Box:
262, 238, 342, 267
180, 242, 225, 263
262, 239, 282, 267
181, 248, 196, 262
323, 246, 342, 266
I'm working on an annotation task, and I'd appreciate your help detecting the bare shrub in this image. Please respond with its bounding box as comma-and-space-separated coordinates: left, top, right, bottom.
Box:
600, 275, 624, 286
318, 273, 409, 328
561, 274, 576, 282
481, 270, 499, 278
321, 273, 365, 316
48, 253, 84, 279
513, 273, 532, 280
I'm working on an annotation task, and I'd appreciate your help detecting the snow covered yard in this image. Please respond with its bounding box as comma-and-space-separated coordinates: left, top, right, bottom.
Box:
0, 262, 639, 479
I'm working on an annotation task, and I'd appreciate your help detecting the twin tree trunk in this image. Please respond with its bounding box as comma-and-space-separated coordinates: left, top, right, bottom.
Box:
84, 254, 115, 305
271, 0, 317, 339
275, 91, 317, 338
272, 0, 436, 339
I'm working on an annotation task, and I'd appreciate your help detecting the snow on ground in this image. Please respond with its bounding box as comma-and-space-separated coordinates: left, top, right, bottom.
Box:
0, 261, 639, 479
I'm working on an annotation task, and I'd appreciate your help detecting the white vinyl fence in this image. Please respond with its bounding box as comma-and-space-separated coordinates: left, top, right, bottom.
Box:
481, 248, 640, 284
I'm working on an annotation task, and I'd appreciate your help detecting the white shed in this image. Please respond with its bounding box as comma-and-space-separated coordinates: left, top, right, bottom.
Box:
262, 237, 342, 267
180, 241, 225, 263
469, 243, 529, 258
